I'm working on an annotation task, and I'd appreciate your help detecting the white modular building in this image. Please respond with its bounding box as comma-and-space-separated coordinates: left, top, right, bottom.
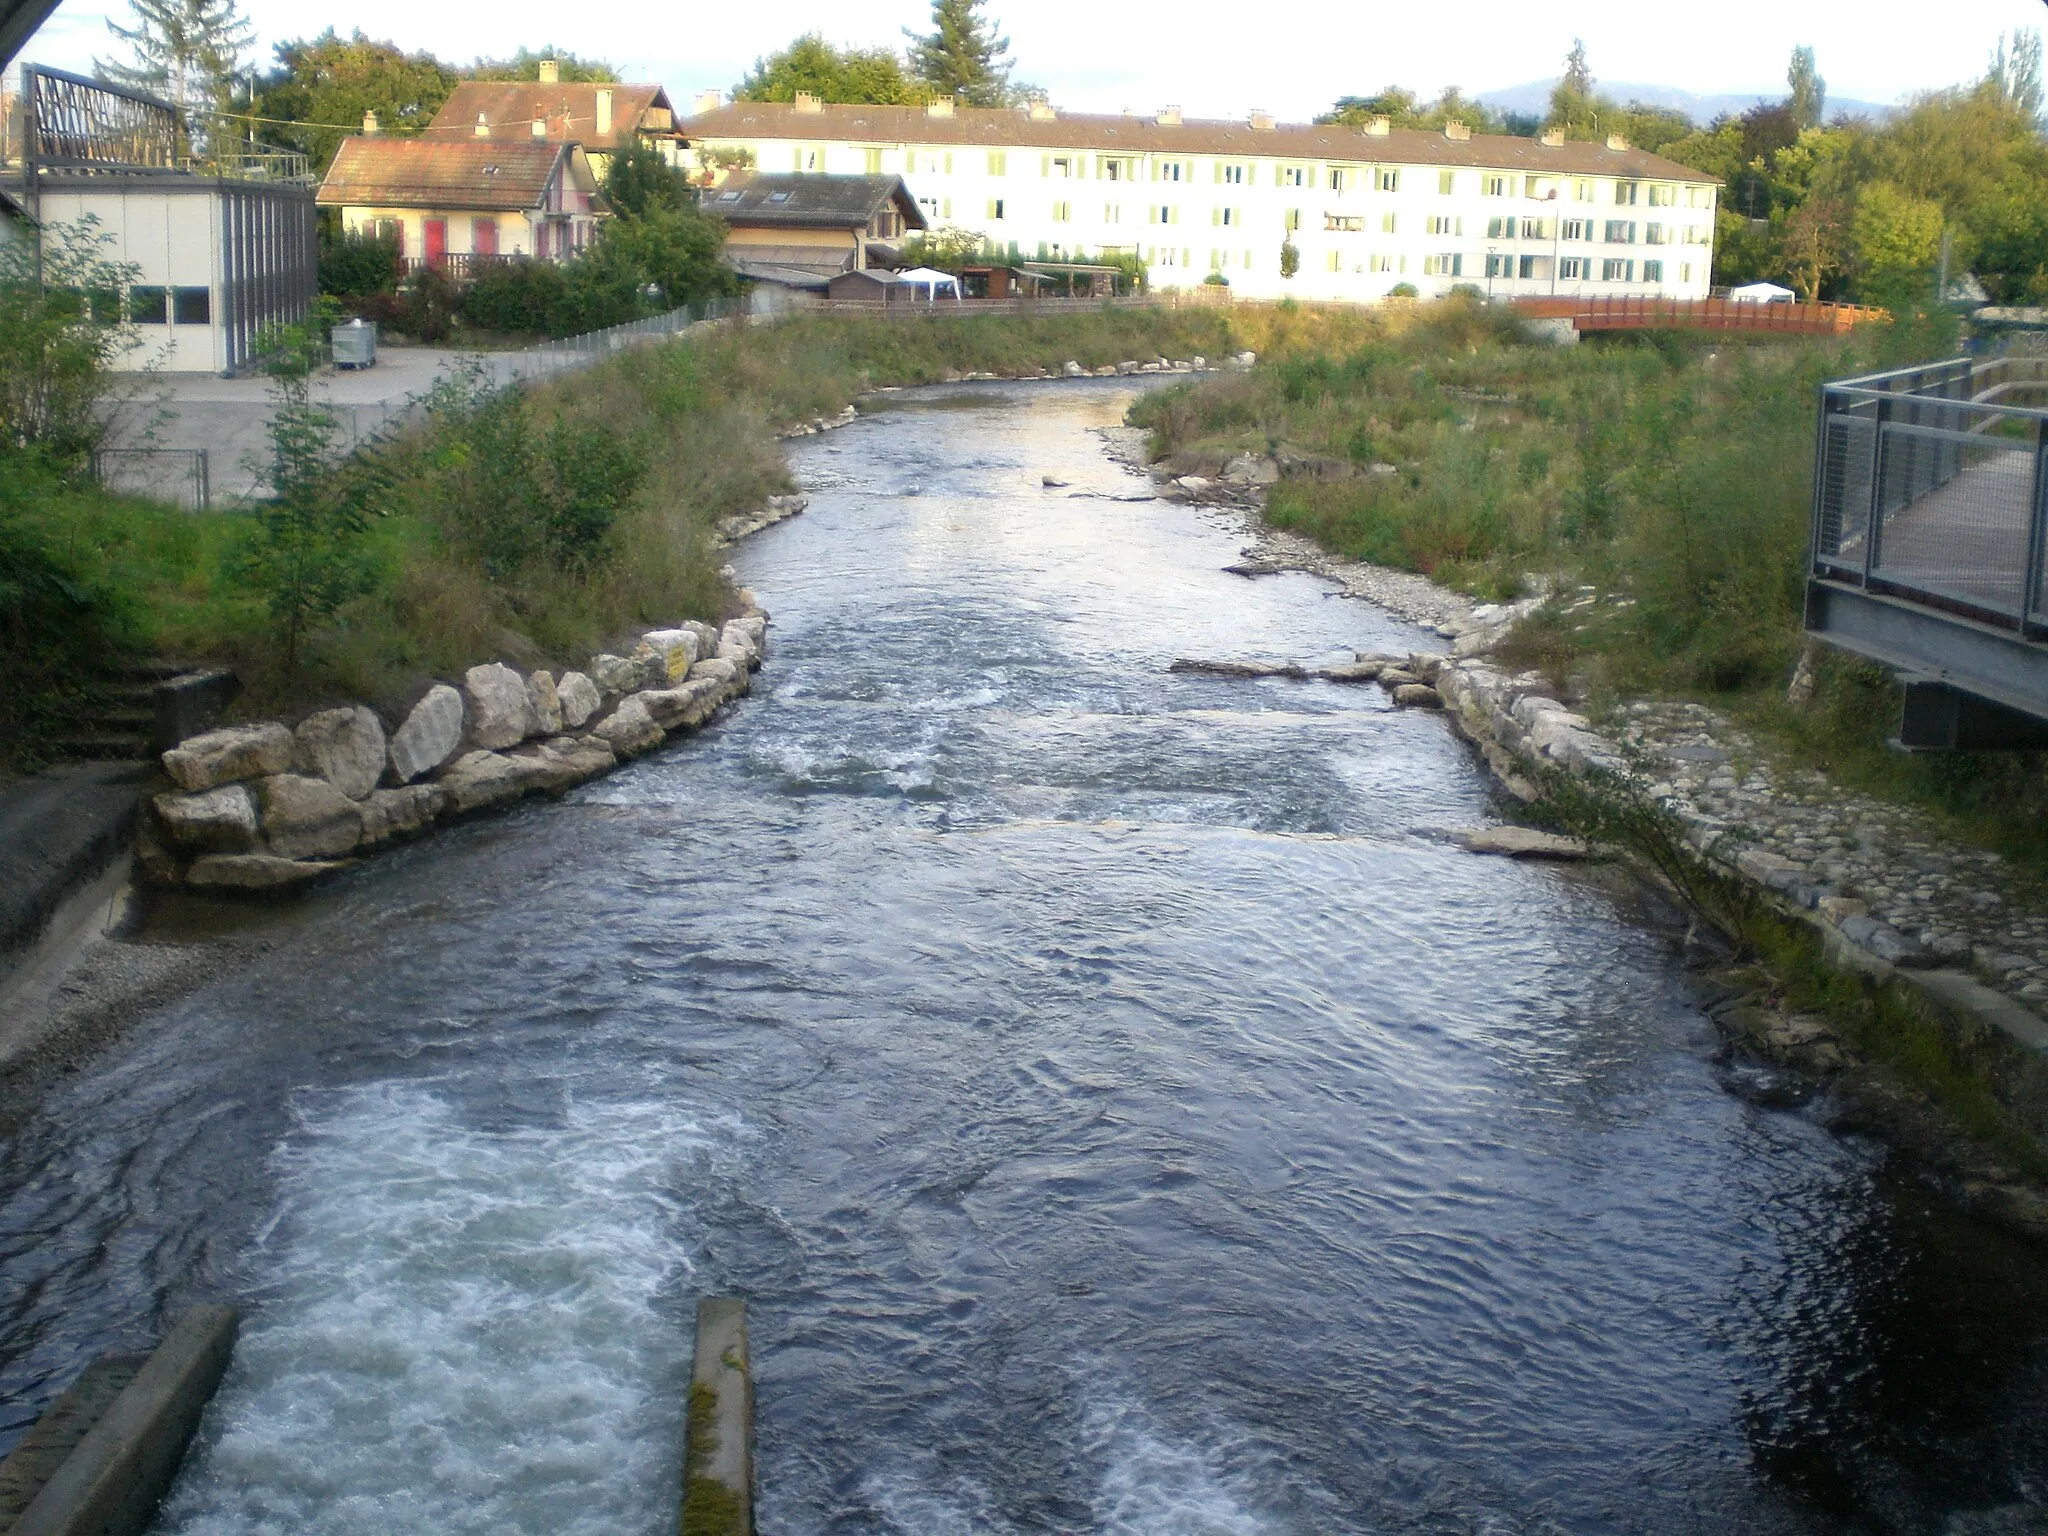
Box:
683, 97, 1720, 303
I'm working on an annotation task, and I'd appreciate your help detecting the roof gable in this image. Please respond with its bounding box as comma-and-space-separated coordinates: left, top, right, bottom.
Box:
424, 81, 677, 152
316, 137, 572, 211
686, 101, 1718, 184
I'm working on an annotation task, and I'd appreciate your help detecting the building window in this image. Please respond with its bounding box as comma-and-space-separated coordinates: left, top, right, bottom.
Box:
1562, 218, 1591, 242
988, 151, 1007, 175
1327, 249, 1342, 272
1602, 257, 1634, 281
864, 148, 884, 174
172, 286, 211, 324
1642, 259, 1664, 282
1327, 167, 1347, 192
1603, 220, 1637, 243
1218, 162, 1246, 184
1284, 208, 1301, 232
1326, 214, 1363, 231
1559, 256, 1587, 280
1613, 180, 1639, 205
1482, 173, 1510, 196
371, 217, 404, 255
1152, 204, 1180, 224
987, 198, 1006, 219
1486, 215, 1514, 239
1423, 253, 1462, 276
1104, 202, 1123, 222
1518, 255, 1550, 279
1158, 160, 1185, 182
473, 216, 498, 255
1052, 201, 1071, 221
1279, 165, 1309, 187
1520, 217, 1552, 240
1644, 222, 1666, 245
1485, 253, 1513, 277
1381, 212, 1397, 233
1426, 214, 1460, 236
1679, 262, 1693, 282
1047, 155, 1076, 178
1100, 156, 1136, 181
128, 285, 167, 324
1524, 175, 1558, 200
1647, 183, 1675, 206
1376, 168, 1399, 192
796, 146, 824, 172
1213, 206, 1239, 226
1572, 178, 1594, 202
1438, 170, 1456, 194
1370, 253, 1396, 273
1687, 186, 1710, 208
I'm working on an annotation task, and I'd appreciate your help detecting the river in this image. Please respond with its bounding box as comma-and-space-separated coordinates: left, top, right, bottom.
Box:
3, 379, 2047, 1535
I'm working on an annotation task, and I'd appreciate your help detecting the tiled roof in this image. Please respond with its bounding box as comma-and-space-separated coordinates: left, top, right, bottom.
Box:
705, 173, 927, 230
686, 101, 1718, 184
424, 81, 677, 152
316, 137, 566, 210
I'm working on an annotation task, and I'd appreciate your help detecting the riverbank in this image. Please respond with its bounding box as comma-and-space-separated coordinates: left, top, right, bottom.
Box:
1126, 425, 2048, 1239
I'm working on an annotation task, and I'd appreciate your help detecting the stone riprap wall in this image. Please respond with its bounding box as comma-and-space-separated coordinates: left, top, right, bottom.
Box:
140, 608, 768, 891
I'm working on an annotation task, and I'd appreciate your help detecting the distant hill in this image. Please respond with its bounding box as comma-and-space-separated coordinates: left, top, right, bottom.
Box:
1476, 77, 1895, 124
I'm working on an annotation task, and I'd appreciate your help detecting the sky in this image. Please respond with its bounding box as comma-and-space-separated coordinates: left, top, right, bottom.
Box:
14, 0, 2048, 121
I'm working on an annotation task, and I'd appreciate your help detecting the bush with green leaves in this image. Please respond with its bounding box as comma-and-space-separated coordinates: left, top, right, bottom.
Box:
460, 258, 570, 335
233, 315, 387, 668
318, 227, 401, 298
0, 218, 140, 465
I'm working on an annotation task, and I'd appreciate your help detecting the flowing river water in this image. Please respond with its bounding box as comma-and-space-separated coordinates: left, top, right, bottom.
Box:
4, 380, 2048, 1534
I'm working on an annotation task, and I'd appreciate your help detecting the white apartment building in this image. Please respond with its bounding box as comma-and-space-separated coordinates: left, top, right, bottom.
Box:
683, 98, 1720, 303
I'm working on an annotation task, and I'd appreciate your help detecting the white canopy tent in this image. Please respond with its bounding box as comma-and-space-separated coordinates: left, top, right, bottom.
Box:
1729, 281, 1796, 304
896, 267, 963, 301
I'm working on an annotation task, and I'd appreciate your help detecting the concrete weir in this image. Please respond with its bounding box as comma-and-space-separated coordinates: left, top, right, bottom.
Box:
681, 1297, 754, 1536
0, 1305, 238, 1536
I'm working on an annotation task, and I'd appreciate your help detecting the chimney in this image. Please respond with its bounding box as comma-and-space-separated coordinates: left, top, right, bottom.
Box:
926, 96, 955, 117
1540, 127, 1564, 147
1443, 121, 1471, 141
1028, 100, 1056, 121
362, 109, 380, 135
1606, 132, 1630, 150
1157, 105, 1181, 126
532, 114, 546, 138
538, 59, 560, 85
596, 88, 613, 139
1248, 109, 1275, 131
474, 113, 490, 138
794, 91, 824, 113
1364, 115, 1390, 137
693, 89, 722, 116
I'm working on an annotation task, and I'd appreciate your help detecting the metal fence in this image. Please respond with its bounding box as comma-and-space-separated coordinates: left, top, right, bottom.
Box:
90, 448, 211, 509
1812, 355, 2048, 629
497, 297, 740, 383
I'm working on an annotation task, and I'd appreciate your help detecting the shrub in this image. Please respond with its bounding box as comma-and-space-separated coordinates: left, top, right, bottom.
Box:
0, 218, 139, 465
460, 258, 569, 335
318, 228, 401, 298
400, 264, 461, 342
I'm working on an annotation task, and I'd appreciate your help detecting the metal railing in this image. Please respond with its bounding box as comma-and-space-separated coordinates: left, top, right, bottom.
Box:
496, 296, 739, 382
1811, 354, 2048, 630
90, 447, 210, 509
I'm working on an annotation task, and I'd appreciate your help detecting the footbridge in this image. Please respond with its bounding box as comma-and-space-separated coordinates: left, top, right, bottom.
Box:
1515, 295, 1887, 336
1805, 355, 2048, 747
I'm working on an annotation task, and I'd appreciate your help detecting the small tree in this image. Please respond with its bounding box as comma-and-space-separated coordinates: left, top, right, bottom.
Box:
236, 314, 384, 668
0, 219, 140, 466
734, 34, 921, 105
1279, 240, 1300, 279
602, 141, 693, 218
1778, 196, 1848, 301
906, 0, 1014, 107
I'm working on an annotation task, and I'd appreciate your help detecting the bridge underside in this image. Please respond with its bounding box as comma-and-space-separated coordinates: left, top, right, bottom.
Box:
1805, 580, 2048, 748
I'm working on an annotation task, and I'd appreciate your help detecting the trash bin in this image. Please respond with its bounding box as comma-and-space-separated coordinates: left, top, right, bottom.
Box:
332, 318, 378, 370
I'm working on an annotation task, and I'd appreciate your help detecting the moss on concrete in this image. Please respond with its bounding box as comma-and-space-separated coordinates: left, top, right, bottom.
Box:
680, 1381, 747, 1536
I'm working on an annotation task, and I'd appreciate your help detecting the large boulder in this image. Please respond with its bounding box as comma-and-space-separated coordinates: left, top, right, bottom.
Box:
688, 657, 744, 697
632, 679, 723, 731
259, 774, 365, 858
637, 629, 700, 684
683, 620, 723, 660
526, 670, 564, 735
388, 684, 466, 783
556, 671, 601, 729
588, 653, 652, 696
463, 663, 535, 749
162, 722, 294, 792
293, 706, 387, 800
153, 784, 258, 854
717, 622, 760, 670
185, 853, 348, 890
359, 784, 447, 845
590, 697, 664, 757
435, 749, 560, 814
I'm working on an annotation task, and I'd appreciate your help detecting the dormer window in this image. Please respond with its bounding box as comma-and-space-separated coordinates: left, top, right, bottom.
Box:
767, 190, 792, 203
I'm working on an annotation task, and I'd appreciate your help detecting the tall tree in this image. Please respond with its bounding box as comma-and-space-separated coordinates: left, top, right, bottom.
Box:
1988, 29, 2044, 121
254, 30, 458, 175
96, 0, 252, 136
466, 48, 618, 83
1547, 40, 1600, 135
734, 34, 920, 105
1787, 46, 1826, 129
906, 0, 1013, 108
